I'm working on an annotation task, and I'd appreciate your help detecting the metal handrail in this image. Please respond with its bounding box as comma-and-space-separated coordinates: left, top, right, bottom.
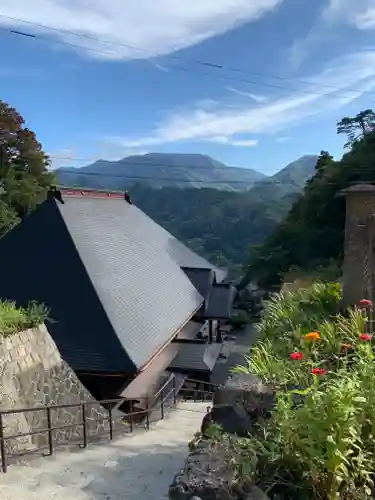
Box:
0, 373, 216, 473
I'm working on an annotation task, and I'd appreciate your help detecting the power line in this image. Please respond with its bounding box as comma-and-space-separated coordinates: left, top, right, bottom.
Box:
53, 169, 282, 185
46, 155, 276, 172
0, 16, 373, 102
1, 12, 375, 98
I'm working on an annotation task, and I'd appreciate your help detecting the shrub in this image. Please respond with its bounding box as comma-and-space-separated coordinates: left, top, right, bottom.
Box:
0, 300, 49, 336
232, 282, 375, 499
231, 310, 250, 329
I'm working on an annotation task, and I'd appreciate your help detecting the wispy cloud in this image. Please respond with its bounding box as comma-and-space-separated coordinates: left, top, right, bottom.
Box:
110, 50, 375, 148
206, 136, 259, 147
289, 0, 375, 68
226, 86, 268, 102
0, 0, 284, 60
323, 0, 375, 29
275, 136, 289, 142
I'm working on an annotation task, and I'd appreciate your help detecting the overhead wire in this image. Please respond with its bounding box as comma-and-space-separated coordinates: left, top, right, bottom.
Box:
1, 12, 375, 98
0, 14, 373, 102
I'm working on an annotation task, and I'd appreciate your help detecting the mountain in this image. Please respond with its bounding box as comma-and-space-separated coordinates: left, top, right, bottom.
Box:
55, 153, 266, 191
244, 155, 319, 203
270, 155, 319, 186
54, 152, 319, 277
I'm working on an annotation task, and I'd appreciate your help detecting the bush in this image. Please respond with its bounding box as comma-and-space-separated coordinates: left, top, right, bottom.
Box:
231, 310, 250, 329
232, 282, 375, 499
0, 300, 49, 336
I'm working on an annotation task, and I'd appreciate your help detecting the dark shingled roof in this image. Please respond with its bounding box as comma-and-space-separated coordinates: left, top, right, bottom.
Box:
0, 189, 226, 373
168, 343, 222, 373
182, 267, 215, 300
205, 283, 236, 319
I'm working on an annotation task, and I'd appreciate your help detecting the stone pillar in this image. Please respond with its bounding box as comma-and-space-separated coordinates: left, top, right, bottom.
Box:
341, 184, 375, 306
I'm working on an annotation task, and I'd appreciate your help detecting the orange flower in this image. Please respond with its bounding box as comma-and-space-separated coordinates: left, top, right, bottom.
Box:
340, 343, 354, 352
304, 331, 320, 341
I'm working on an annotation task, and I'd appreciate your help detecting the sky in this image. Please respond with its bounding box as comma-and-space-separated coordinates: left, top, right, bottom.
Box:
1, 1, 375, 175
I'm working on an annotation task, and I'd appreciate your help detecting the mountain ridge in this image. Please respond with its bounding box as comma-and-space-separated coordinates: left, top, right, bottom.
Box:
55, 152, 318, 192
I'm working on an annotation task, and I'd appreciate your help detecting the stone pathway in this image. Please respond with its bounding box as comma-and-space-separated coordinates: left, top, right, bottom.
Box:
211, 323, 259, 385
0, 401, 208, 500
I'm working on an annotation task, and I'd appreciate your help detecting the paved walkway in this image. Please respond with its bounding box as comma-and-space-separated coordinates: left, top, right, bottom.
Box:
0, 401, 208, 500
211, 323, 259, 385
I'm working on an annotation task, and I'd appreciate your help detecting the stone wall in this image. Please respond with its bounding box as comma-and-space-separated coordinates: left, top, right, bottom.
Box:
0, 324, 109, 455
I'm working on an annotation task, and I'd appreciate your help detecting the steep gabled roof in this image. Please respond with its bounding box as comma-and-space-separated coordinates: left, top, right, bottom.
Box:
54, 192, 204, 369
0, 189, 206, 372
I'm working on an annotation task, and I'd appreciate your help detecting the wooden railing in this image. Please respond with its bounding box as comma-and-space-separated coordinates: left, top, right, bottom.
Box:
0, 375, 218, 473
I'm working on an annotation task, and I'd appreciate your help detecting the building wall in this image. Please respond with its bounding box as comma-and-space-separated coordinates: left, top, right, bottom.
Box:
0, 324, 109, 455
342, 188, 375, 305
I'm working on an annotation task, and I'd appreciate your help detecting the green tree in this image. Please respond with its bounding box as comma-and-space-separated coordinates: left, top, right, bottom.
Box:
337, 109, 375, 148
0, 100, 54, 233
243, 109, 375, 289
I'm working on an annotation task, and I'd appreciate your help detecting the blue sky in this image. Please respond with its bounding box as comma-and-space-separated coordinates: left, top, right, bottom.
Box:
1, 0, 375, 175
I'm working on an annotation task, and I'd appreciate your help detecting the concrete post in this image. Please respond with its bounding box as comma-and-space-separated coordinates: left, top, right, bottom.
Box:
341, 184, 375, 306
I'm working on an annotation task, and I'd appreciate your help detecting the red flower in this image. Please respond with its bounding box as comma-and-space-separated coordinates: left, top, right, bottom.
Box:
358, 299, 373, 309
290, 352, 304, 360
311, 367, 327, 376
360, 333, 373, 341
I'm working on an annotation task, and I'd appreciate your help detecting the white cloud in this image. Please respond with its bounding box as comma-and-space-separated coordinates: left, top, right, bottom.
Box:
226, 87, 268, 102
206, 136, 258, 146
289, 1, 375, 69
0, 0, 283, 60
112, 50, 375, 148
323, 0, 375, 29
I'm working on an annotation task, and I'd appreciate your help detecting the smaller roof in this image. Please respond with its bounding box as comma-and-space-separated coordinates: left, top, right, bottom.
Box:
168, 342, 222, 373
174, 320, 206, 340
182, 267, 214, 299
205, 284, 236, 319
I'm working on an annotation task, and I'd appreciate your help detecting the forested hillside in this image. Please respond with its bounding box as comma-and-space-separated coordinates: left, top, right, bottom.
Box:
243, 109, 375, 288
131, 184, 297, 274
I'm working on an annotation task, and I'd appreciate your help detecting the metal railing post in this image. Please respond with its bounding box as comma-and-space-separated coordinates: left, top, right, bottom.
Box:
160, 390, 164, 419
82, 404, 88, 448
129, 401, 133, 433
172, 375, 176, 404
145, 397, 150, 430
108, 406, 113, 441
46, 407, 53, 456
0, 413, 7, 473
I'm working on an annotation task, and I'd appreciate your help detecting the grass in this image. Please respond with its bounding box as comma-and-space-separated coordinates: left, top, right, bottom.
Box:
0, 300, 49, 336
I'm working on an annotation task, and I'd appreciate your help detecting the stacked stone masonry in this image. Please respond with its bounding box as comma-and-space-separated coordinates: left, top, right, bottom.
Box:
0, 324, 109, 456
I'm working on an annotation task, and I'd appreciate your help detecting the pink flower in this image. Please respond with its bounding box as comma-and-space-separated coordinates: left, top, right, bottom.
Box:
360, 333, 373, 341
290, 352, 304, 360
358, 299, 373, 309
311, 367, 327, 376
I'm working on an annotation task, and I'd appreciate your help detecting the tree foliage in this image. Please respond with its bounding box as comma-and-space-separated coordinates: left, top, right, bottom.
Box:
130, 183, 296, 277
243, 109, 375, 288
337, 109, 375, 148
0, 100, 54, 235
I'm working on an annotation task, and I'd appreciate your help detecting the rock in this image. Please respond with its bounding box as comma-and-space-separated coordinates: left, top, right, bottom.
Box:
169, 441, 235, 500
244, 486, 271, 500
214, 373, 276, 420
202, 404, 252, 437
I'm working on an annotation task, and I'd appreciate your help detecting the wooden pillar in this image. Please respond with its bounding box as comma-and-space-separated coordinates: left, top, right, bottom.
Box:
216, 320, 222, 343
208, 320, 213, 344
341, 184, 375, 307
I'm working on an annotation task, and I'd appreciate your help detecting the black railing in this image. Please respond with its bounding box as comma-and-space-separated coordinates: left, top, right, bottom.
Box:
0, 375, 218, 473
